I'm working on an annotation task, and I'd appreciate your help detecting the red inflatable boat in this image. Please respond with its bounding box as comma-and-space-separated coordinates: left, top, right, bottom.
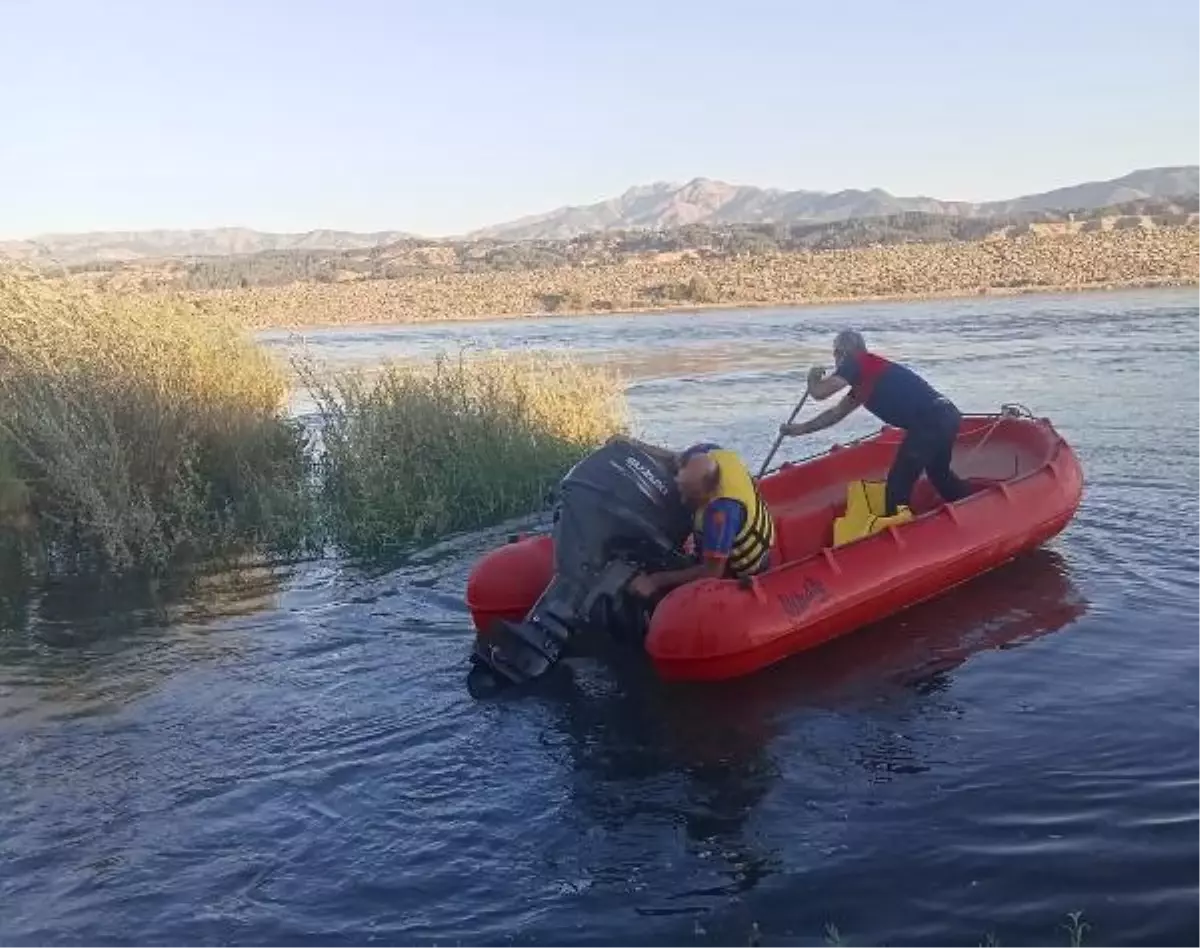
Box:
466, 409, 1084, 683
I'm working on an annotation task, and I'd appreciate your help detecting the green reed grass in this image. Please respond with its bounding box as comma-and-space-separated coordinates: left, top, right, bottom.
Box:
0, 270, 314, 576
0, 272, 630, 576
303, 351, 627, 558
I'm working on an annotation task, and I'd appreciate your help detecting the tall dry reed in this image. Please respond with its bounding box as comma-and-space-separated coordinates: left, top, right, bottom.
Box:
0, 271, 313, 575
304, 351, 627, 557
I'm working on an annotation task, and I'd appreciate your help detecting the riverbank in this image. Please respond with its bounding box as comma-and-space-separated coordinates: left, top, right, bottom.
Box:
268, 277, 1196, 333
189, 227, 1198, 330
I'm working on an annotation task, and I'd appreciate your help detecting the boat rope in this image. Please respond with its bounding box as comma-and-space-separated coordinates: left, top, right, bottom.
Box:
958, 403, 1032, 470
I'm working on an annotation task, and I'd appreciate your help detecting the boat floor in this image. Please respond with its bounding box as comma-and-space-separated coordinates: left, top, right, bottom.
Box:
763, 419, 1047, 566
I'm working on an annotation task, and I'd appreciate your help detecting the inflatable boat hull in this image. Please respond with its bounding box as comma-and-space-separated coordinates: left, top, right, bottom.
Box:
466, 413, 1084, 682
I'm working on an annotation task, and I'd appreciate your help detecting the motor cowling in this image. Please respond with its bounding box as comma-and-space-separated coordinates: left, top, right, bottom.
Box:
467, 439, 693, 694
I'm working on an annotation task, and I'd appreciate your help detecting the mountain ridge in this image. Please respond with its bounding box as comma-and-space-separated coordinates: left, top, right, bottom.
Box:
467, 166, 1199, 240
0, 165, 1195, 266
0, 226, 415, 268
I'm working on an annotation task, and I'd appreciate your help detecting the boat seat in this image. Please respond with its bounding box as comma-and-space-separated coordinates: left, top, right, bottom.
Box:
765, 475, 998, 566
832, 480, 913, 547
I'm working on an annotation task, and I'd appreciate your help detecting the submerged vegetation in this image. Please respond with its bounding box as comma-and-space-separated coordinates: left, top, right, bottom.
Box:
776, 910, 1095, 947
305, 352, 626, 558
0, 271, 627, 581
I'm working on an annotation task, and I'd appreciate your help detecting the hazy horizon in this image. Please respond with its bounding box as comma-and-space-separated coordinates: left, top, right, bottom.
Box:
2, 0, 1196, 239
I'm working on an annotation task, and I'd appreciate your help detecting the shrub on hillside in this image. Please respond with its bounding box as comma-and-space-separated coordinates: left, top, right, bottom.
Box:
685, 273, 718, 303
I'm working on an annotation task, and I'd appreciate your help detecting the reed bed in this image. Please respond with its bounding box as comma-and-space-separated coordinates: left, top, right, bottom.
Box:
0, 270, 630, 576
0, 271, 313, 576
304, 351, 626, 558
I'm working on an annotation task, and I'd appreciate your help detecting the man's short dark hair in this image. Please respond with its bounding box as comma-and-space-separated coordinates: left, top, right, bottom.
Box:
679, 442, 721, 464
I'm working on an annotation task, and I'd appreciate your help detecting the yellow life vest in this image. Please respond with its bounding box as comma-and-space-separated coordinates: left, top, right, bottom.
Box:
692, 449, 775, 576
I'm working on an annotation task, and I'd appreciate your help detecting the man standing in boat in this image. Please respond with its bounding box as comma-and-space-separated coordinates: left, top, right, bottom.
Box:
610, 439, 775, 599
778, 330, 971, 515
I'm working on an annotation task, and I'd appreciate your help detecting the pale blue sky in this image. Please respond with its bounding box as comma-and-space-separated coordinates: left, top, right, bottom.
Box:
2, 0, 1196, 238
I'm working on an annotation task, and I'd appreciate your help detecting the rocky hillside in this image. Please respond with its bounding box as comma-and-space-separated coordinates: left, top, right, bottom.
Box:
176, 225, 1200, 329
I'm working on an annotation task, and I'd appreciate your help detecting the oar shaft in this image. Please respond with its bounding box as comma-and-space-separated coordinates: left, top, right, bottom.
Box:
756, 390, 810, 479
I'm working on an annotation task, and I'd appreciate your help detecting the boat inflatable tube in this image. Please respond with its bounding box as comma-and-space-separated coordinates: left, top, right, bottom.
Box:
466, 409, 1084, 683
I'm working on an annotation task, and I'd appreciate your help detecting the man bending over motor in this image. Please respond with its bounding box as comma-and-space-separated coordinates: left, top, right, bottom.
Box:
610, 438, 775, 598
778, 329, 971, 515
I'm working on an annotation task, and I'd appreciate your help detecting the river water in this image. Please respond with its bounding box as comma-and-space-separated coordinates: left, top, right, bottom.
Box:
1, 289, 1196, 946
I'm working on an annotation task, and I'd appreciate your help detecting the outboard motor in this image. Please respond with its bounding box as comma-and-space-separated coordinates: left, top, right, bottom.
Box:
467, 439, 693, 695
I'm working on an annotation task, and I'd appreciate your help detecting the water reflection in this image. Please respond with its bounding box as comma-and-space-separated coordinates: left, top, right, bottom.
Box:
0, 564, 289, 730
756, 547, 1089, 707
532, 549, 1087, 910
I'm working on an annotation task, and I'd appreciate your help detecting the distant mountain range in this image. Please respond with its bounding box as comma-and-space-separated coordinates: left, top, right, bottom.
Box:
469, 166, 1200, 241
0, 166, 1195, 266
0, 227, 414, 268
